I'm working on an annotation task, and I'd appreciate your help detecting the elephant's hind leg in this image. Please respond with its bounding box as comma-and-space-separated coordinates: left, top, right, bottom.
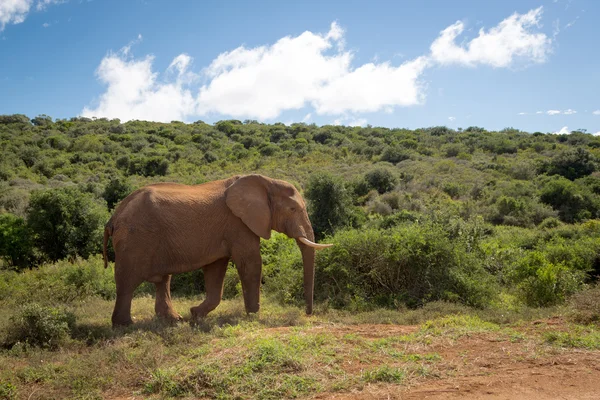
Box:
112, 269, 142, 327
154, 274, 182, 323
190, 258, 229, 320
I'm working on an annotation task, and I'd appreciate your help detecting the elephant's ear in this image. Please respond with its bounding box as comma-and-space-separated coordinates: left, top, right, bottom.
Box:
225, 175, 272, 239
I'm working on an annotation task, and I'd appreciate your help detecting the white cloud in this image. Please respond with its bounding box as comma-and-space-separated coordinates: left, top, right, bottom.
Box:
430, 7, 551, 68
0, 0, 65, 31
301, 113, 312, 123
448, 116, 456, 121
81, 48, 196, 122
552, 18, 560, 39
547, 110, 561, 115
331, 115, 367, 127
35, 0, 65, 11
518, 112, 527, 115
83, 8, 554, 123
347, 118, 367, 127
593, 131, 600, 136
196, 22, 430, 119
121, 34, 142, 56
0, 0, 31, 31
555, 126, 570, 134
563, 109, 577, 115
593, 110, 600, 115
42, 21, 49, 27
536, 111, 544, 114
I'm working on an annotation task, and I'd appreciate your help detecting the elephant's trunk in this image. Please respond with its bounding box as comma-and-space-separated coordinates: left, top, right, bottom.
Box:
297, 228, 316, 315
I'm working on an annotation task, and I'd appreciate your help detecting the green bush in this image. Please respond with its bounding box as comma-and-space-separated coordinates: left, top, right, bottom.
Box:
305, 173, 356, 240
26, 187, 109, 262
539, 176, 599, 223
509, 251, 584, 307
313, 223, 497, 310
542, 147, 597, 180
567, 284, 600, 324
261, 233, 304, 305
0, 256, 115, 303
381, 146, 411, 164
364, 168, 398, 194
5, 303, 76, 349
0, 382, 17, 400
102, 177, 133, 210
0, 213, 34, 270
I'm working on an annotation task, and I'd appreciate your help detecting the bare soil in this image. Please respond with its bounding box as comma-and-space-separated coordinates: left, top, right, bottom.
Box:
310, 320, 600, 400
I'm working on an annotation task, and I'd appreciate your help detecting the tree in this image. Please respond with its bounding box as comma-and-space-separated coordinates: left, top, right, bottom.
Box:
305, 173, 355, 240
102, 178, 133, 210
542, 148, 597, 181
539, 176, 598, 223
27, 187, 109, 262
364, 168, 398, 194
0, 213, 34, 270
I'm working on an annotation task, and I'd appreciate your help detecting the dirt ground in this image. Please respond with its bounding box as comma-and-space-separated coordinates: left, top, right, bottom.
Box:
311, 320, 600, 400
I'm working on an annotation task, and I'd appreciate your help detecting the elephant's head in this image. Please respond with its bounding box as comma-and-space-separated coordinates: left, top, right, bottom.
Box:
225, 174, 332, 314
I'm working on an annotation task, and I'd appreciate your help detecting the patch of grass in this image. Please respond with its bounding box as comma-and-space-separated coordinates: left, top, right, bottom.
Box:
246, 337, 304, 373
543, 326, 600, 349
420, 314, 500, 337
362, 365, 406, 383
0, 382, 17, 400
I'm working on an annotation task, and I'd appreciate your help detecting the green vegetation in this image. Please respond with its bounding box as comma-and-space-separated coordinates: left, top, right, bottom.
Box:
2, 115, 600, 309
2, 115, 600, 397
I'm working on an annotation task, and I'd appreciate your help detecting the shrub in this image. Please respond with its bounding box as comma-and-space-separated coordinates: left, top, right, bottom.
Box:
27, 187, 109, 262
364, 168, 398, 194
0, 213, 34, 270
102, 177, 133, 210
381, 146, 411, 164
128, 156, 169, 177
539, 176, 598, 223
5, 303, 76, 349
568, 284, 600, 324
0, 256, 115, 303
542, 147, 597, 180
509, 251, 584, 307
314, 223, 497, 309
0, 382, 17, 400
305, 173, 355, 240
261, 233, 304, 305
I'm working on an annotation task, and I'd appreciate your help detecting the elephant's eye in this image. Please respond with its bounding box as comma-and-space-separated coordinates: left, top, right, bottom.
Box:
290, 207, 296, 212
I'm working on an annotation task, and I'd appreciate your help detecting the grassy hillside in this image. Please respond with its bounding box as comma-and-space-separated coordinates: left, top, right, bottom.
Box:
2, 115, 600, 308
2, 115, 600, 398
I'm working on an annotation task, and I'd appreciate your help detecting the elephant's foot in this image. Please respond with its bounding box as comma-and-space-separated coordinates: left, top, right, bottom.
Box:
112, 316, 133, 328
189, 305, 209, 321
157, 310, 183, 325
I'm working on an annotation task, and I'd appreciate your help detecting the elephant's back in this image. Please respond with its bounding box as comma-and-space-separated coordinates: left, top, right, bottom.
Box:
109, 180, 232, 264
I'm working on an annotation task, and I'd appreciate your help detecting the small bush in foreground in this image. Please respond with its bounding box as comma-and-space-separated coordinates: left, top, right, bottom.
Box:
567, 285, 600, 324
5, 303, 76, 349
0, 382, 17, 400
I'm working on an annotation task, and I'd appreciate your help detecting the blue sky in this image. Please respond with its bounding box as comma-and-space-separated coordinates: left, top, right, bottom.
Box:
0, 0, 598, 134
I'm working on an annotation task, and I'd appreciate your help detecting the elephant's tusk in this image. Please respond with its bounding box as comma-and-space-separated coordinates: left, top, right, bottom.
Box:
298, 237, 334, 249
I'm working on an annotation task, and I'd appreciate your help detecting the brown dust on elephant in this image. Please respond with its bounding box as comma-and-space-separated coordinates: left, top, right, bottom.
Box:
102, 174, 332, 327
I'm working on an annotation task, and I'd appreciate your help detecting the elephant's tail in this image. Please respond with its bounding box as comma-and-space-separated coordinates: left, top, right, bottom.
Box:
103, 223, 113, 269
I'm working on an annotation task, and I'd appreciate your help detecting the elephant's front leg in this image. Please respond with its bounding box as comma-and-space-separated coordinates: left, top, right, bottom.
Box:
154, 274, 182, 323
190, 258, 229, 320
233, 251, 262, 314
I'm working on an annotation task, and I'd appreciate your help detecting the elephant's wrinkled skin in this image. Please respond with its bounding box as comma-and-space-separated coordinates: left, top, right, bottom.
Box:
103, 174, 330, 327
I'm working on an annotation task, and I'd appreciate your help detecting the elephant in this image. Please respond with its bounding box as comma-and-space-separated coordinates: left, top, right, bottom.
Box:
102, 174, 332, 327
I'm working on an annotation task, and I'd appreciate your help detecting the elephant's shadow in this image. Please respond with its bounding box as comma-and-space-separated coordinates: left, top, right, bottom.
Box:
70, 310, 263, 345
